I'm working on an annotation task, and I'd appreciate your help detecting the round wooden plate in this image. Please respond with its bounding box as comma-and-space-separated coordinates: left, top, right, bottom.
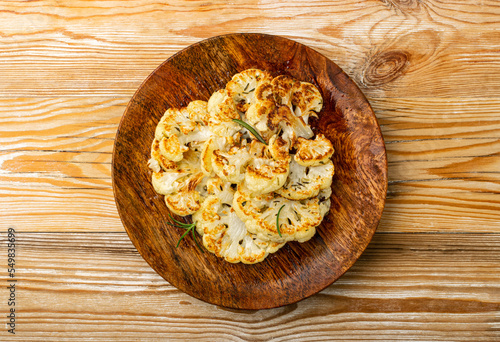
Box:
112, 33, 387, 310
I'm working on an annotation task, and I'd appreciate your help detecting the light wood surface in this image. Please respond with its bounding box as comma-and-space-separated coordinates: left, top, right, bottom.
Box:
1, 0, 499, 340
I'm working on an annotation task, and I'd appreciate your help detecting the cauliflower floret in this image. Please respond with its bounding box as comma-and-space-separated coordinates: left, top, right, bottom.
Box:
207, 89, 240, 122
193, 193, 285, 264
150, 138, 178, 171
186, 100, 209, 123
151, 148, 202, 196
244, 157, 289, 196
199, 134, 244, 176
233, 187, 323, 243
204, 89, 241, 136
267, 105, 313, 145
152, 105, 214, 165
212, 145, 252, 184
294, 134, 334, 166
200, 136, 225, 175
272, 75, 299, 108
147, 157, 161, 173
164, 172, 204, 216
159, 134, 188, 162
205, 177, 234, 205
165, 188, 202, 216
291, 82, 323, 123
272, 76, 323, 124
155, 107, 196, 141
151, 147, 206, 216
151, 170, 189, 195
246, 99, 275, 129
248, 139, 267, 158
268, 134, 290, 161
226, 69, 273, 112
242, 134, 290, 196
276, 158, 334, 200
178, 124, 214, 147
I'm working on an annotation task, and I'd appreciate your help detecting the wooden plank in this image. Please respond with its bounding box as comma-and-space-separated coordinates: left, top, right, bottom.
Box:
1, 187, 121, 231
0, 97, 124, 231
373, 97, 500, 232
0, 1, 498, 97
0, 232, 497, 341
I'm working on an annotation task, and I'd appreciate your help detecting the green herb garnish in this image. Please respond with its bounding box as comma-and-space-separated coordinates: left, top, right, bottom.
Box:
276, 204, 285, 237
167, 213, 204, 253
232, 119, 267, 145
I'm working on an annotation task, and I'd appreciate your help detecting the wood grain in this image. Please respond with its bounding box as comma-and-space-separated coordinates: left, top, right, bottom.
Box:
2, 96, 499, 233
0, 232, 497, 341
0, 97, 125, 231
373, 97, 500, 232
0, 0, 498, 338
112, 33, 387, 309
0, 1, 498, 97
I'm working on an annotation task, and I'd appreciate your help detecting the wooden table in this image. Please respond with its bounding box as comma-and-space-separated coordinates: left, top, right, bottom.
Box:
1, 1, 499, 340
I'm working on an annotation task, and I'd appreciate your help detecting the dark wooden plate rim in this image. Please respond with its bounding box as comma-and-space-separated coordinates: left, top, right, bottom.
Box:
112, 33, 388, 310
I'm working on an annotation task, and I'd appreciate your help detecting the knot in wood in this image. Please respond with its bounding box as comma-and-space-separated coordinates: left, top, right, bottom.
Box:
362, 50, 409, 86
382, 0, 421, 12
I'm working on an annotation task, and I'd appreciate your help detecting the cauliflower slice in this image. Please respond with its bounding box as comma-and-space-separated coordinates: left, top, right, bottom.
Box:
212, 145, 252, 184
159, 134, 188, 162
151, 147, 206, 216
186, 100, 209, 123
291, 82, 323, 123
193, 193, 285, 264
267, 105, 313, 145
164, 172, 204, 216
276, 158, 334, 200
149, 69, 334, 264
226, 69, 273, 112
151, 170, 189, 196
149, 138, 178, 171
233, 187, 324, 243
294, 134, 334, 167
155, 107, 196, 141
207, 89, 240, 122
243, 134, 290, 196
272, 76, 323, 122
244, 157, 289, 196
272, 75, 299, 108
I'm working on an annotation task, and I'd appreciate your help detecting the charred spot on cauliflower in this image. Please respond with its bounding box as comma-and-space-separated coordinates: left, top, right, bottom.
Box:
148, 69, 335, 264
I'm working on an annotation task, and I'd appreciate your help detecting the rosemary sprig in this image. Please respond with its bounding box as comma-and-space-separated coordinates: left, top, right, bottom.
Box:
167, 213, 204, 253
276, 204, 285, 238
232, 119, 267, 145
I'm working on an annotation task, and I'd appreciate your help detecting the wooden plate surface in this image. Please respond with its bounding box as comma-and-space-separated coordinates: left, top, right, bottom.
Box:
112, 33, 387, 309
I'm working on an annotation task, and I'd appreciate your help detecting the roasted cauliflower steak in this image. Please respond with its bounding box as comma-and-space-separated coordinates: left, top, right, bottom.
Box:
148, 69, 335, 264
